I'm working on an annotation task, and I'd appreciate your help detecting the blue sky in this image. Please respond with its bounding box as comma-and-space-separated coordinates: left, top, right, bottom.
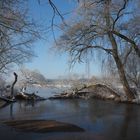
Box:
24, 0, 101, 79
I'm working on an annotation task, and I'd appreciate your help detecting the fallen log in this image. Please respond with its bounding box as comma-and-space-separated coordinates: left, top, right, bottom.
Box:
49, 84, 121, 100
0, 96, 16, 103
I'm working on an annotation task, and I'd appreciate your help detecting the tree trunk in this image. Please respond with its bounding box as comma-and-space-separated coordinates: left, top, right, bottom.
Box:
108, 32, 135, 100
11, 72, 18, 98
104, 0, 135, 100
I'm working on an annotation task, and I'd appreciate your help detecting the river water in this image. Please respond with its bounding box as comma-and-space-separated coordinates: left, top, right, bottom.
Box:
0, 87, 140, 140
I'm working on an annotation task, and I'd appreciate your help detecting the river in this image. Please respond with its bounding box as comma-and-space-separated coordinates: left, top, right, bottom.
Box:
0, 87, 140, 140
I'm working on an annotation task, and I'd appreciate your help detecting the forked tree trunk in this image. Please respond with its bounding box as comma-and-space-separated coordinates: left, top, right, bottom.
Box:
104, 0, 135, 100
108, 32, 135, 100
113, 51, 135, 99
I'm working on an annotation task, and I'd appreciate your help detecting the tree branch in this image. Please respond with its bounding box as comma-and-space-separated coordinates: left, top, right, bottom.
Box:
113, 0, 128, 29
112, 30, 140, 57
79, 45, 113, 54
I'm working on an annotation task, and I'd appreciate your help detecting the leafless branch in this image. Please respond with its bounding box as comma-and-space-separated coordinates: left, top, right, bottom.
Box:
112, 0, 128, 29
112, 30, 140, 57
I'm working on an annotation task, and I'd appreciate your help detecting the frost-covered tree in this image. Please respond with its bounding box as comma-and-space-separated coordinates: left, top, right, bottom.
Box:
54, 0, 140, 99
0, 0, 40, 74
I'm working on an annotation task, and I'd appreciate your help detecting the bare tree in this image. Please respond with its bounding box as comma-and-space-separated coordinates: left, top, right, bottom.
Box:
0, 0, 40, 74
54, 0, 140, 100
48, 0, 140, 57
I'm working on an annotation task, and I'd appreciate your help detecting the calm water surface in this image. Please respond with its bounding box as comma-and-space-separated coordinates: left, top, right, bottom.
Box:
0, 87, 140, 140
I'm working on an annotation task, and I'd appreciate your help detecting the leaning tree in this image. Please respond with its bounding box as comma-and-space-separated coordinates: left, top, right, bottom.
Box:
53, 0, 140, 100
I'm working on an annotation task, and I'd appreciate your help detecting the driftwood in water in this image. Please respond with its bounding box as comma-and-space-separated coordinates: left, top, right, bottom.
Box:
11, 72, 18, 98
0, 92, 45, 109
0, 72, 46, 108
4, 120, 84, 133
0, 96, 15, 109
0, 96, 16, 103
15, 92, 46, 101
0, 92, 45, 107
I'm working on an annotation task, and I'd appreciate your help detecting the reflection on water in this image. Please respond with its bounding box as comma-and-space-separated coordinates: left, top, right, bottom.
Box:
0, 88, 140, 140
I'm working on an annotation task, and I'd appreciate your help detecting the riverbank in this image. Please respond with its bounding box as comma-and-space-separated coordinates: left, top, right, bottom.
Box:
0, 85, 140, 140
1, 83, 139, 109
49, 84, 140, 104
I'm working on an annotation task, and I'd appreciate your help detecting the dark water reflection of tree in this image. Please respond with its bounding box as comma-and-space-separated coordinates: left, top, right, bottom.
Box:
119, 105, 140, 140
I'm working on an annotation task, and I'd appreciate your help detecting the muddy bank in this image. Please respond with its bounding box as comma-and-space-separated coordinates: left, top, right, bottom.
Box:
3, 120, 84, 133
0, 100, 8, 108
